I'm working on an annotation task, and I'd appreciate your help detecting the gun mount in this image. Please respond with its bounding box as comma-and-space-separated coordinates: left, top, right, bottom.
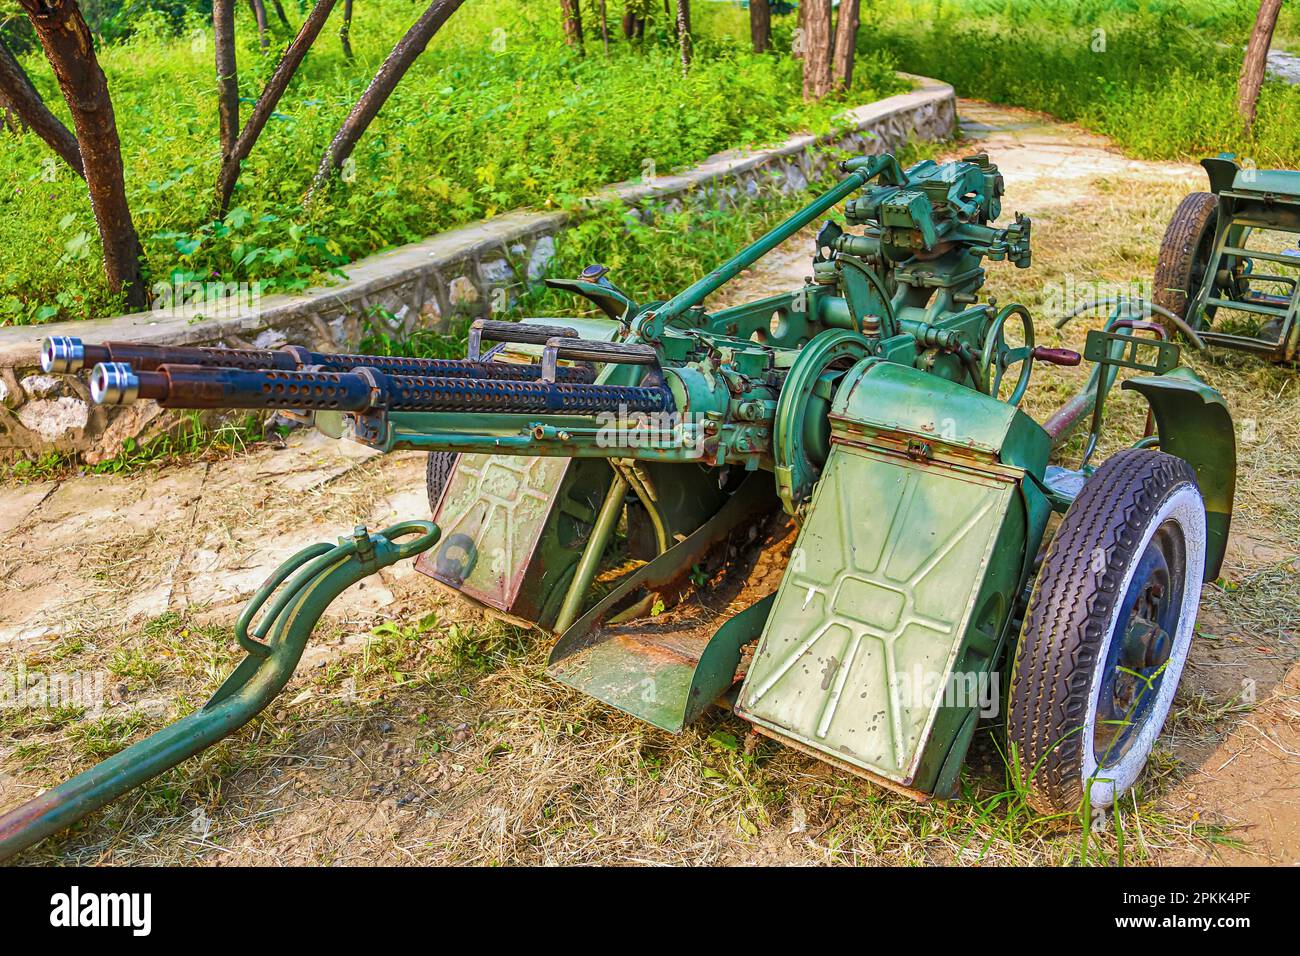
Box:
0, 151, 1239, 859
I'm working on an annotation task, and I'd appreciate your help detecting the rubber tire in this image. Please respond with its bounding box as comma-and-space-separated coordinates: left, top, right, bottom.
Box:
425, 451, 459, 516
1007, 450, 1206, 814
1153, 192, 1218, 326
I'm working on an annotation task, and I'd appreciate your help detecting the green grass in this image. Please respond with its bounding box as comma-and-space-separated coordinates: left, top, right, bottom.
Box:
503, 137, 940, 320
859, 0, 1300, 168
0, 0, 906, 325
4, 0, 1300, 333
289, 134, 946, 354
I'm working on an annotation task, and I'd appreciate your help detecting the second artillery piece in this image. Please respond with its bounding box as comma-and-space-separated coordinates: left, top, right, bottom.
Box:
2, 151, 1237, 859
1153, 154, 1300, 361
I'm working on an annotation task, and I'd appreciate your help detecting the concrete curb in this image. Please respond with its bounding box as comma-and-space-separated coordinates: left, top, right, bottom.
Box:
0, 74, 956, 461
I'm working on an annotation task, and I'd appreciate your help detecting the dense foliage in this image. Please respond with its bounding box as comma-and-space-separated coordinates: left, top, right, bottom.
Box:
0, 0, 211, 51
0, 0, 903, 324
3, 0, 1298, 327
860, 0, 1300, 166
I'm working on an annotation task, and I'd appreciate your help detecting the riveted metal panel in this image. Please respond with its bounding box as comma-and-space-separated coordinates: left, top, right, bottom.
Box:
736, 444, 1013, 784
427, 453, 571, 612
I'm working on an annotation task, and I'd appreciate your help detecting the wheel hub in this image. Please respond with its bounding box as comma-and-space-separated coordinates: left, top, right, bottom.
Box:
1093, 522, 1185, 768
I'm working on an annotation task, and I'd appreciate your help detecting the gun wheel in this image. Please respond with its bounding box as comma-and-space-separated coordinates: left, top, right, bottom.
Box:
426, 451, 459, 515
1153, 192, 1219, 328
1008, 450, 1205, 813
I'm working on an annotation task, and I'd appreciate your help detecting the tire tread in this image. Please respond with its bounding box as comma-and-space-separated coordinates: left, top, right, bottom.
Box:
425, 451, 459, 516
1153, 192, 1218, 322
1008, 449, 1198, 812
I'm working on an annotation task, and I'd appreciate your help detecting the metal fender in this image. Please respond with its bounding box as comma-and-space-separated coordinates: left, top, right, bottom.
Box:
1123, 367, 1236, 580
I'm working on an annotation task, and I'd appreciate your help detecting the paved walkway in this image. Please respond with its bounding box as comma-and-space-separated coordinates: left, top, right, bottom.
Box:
1269, 49, 1300, 85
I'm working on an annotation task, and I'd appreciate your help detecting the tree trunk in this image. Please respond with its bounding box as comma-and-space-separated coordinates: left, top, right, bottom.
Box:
750, 0, 770, 54
599, 0, 609, 54
307, 0, 467, 204
340, 0, 354, 61
249, 0, 270, 51
0, 39, 21, 131
801, 0, 833, 101
831, 0, 859, 91
560, 0, 583, 49
1238, 0, 1282, 135
214, 0, 240, 162
0, 89, 15, 132
676, 0, 690, 73
17, 0, 146, 309
215, 0, 338, 216
0, 34, 84, 176
269, 0, 291, 27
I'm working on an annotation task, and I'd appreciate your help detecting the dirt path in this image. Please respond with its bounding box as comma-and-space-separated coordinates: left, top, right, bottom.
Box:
0, 434, 427, 647
1269, 49, 1300, 85
1, 100, 1296, 866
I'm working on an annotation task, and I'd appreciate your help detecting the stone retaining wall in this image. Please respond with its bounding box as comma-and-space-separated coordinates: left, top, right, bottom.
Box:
0, 75, 955, 463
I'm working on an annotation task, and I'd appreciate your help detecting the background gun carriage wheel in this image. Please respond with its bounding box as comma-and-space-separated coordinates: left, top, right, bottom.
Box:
1153, 191, 1219, 328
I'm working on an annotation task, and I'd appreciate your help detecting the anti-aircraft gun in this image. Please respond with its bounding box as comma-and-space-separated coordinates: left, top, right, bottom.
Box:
0, 152, 1238, 859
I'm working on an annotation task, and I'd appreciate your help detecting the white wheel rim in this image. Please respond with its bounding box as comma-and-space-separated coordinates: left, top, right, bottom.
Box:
1080, 483, 1205, 808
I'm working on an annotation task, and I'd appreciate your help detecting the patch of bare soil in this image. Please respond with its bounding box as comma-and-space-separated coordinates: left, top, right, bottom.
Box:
1167, 662, 1299, 864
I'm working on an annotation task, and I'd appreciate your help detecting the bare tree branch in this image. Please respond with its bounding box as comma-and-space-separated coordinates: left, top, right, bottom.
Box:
750, 0, 770, 54
215, 0, 338, 216
560, 0, 583, 49
214, 0, 240, 162
269, 0, 291, 28
0, 33, 83, 176
676, 0, 691, 73
340, 0, 354, 60
17, 0, 145, 309
306, 0, 467, 205
1238, 0, 1282, 135
249, 0, 270, 51
831, 0, 859, 92
621, 5, 644, 40
801, 0, 833, 101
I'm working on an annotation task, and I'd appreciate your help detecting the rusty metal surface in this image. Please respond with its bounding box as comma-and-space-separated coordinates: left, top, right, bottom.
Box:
547, 477, 783, 731
422, 453, 572, 613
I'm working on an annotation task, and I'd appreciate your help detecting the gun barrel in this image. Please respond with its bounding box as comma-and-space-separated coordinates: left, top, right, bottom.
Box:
43, 335, 595, 383
90, 362, 672, 416
45, 335, 295, 374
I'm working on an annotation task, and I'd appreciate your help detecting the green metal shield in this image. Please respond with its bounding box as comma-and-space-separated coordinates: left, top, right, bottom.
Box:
736, 443, 1015, 786
424, 453, 569, 612
417, 453, 614, 627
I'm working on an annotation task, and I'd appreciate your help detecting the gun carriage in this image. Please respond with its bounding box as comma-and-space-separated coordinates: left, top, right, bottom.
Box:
0, 152, 1238, 859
